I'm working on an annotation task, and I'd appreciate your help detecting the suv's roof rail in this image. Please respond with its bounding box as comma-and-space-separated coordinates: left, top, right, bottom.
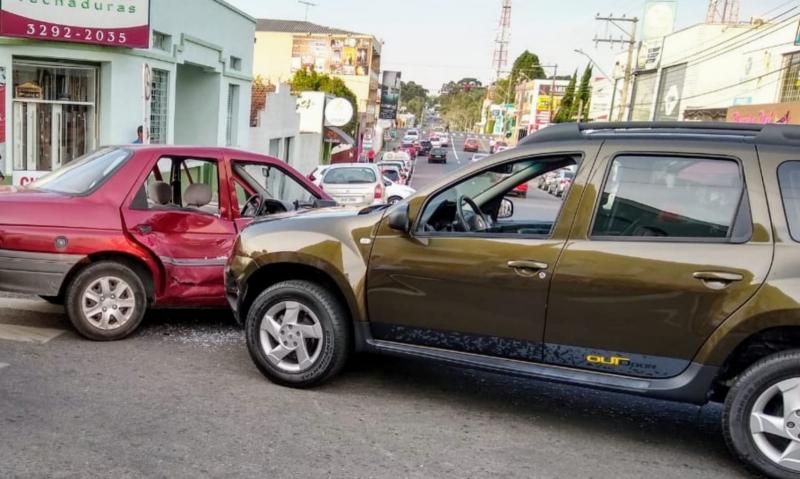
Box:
518, 122, 800, 146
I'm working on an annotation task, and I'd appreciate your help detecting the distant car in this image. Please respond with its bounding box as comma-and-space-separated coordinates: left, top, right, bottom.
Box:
471, 153, 490, 163
428, 147, 447, 164
430, 137, 442, 148
377, 160, 409, 183
0, 145, 330, 341
308, 165, 331, 187
418, 140, 433, 156
464, 137, 481, 152
320, 163, 385, 207
405, 129, 420, 141
379, 164, 403, 183
401, 136, 415, 147
402, 146, 418, 159
439, 134, 450, 147
547, 169, 576, 197
490, 140, 508, 154
383, 176, 415, 204
511, 181, 529, 198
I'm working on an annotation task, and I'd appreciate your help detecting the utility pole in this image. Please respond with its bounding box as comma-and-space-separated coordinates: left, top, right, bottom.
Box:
490, 0, 513, 83
298, 0, 317, 21
594, 14, 638, 121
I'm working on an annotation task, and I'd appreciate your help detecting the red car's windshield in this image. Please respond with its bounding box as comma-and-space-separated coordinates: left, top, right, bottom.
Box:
30, 148, 131, 196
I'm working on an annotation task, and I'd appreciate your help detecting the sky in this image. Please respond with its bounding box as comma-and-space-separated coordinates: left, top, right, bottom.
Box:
227, 0, 794, 92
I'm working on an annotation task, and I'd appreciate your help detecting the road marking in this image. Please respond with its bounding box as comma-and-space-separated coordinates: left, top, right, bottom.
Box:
0, 298, 64, 315
451, 140, 461, 164
0, 323, 67, 344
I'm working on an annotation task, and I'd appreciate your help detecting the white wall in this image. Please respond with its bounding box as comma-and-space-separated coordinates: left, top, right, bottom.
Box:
249, 84, 302, 167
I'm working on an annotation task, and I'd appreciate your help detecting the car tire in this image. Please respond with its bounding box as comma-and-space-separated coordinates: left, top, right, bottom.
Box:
388, 196, 403, 204
39, 295, 63, 305
64, 261, 147, 341
724, 350, 800, 479
246, 280, 351, 388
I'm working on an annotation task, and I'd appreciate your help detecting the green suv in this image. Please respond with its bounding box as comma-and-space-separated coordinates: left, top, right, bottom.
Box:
227, 122, 800, 478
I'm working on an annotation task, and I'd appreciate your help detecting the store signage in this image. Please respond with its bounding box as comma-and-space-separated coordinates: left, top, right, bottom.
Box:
12, 170, 47, 187
0, 0, 150, 48
379, 71, 401, 120
324, 97, 354, 127
728, 102, 800, 125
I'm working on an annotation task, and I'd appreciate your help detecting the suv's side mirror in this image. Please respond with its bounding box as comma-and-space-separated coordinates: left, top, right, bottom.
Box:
388, 202, 411, 232
498, 198, 514, 219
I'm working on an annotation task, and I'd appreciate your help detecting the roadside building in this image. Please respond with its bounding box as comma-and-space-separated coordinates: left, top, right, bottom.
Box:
604, 15, 800, 124
249, 83, 301, 168
252, 19, 382, 139
512, 79, 570, 141
0, 0, 255, 186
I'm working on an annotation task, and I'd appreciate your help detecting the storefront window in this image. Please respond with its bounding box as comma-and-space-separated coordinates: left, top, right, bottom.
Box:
12, 61, 97, 172
150, 69, 169, 144
780, 51, 800, 103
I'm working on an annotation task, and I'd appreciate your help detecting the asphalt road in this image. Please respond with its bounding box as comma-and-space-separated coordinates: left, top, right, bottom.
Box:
0, 137, 754, 478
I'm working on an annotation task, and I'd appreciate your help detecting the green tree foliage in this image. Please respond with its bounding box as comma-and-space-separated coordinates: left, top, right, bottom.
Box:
399, 81, 429, 123
439, 78, 487, 132
554, 70, 578, 123
509, 50, 546, 87
577, 65, 593, 122
289, 69, 359, 134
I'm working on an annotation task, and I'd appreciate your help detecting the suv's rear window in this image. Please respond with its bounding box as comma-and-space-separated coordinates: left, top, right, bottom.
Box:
324, 167, 377, 184
593, 155, 743, 239
778, 162, 800, 241
31, 148, 130, 195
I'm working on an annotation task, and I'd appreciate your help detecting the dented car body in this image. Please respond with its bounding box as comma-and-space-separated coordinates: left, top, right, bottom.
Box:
0, 145, 328, 339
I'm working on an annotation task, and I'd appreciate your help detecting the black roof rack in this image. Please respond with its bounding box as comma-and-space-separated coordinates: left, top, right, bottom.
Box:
518, 122, 800, 146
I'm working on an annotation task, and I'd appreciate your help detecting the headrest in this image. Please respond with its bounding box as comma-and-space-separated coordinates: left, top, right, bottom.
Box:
148, 181, 171, 205
184, 184, 212, 208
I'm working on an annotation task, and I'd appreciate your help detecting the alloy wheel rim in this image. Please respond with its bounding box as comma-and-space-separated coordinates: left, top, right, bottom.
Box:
750, 378, 800, 472
259, 301, 324, 373
81, 276, 136, 331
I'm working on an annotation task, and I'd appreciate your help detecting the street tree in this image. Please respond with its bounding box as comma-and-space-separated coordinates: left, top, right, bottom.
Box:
509, 50, 546, 87
554, 70, 578, 123
577, 65, 593, 122
289, 69, 359, 134
399, 81, 429, 123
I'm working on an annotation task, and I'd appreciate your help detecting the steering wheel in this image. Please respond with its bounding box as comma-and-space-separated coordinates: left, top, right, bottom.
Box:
241, 194, 262, 217
456, 195, 491, 232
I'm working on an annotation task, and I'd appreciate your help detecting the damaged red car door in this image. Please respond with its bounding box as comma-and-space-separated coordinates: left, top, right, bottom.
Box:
122, 153, 236, 306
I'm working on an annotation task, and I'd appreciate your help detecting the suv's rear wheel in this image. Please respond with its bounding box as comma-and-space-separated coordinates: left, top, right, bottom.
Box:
64, 262, 147, 341
724, 351, 800, 478
245, 280, 350, 388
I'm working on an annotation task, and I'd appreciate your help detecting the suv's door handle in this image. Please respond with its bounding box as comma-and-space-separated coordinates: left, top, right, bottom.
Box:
507, 260, 549, 272
693, 271, 743, 290
136, 224, 153, 235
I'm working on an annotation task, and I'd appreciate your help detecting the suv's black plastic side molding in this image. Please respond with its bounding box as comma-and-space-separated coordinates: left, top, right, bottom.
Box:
365, 338, 719, 405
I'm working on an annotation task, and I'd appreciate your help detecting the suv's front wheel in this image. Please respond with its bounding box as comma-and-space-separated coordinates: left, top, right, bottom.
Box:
245, 280, 351, 388
724, 350, 800, 478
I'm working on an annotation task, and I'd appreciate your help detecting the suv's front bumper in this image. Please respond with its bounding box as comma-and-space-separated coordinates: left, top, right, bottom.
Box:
0, 249, 85, 296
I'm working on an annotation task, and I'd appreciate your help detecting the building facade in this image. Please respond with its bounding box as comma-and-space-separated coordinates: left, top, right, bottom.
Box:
0, 0, 255, 185
605, 17, 800, 124
252, 20, 382, 134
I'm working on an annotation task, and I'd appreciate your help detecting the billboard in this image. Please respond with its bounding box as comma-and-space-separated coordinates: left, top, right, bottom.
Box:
291, 36, 372, 77
728, 102, 800, 125
379, 71, 401, 120
0, 0, 150, 48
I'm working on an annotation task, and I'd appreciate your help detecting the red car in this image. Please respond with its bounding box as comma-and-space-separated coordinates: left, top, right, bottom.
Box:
512, 181, 529, 198
463, 137, 481, 153
0, 146, 330, 341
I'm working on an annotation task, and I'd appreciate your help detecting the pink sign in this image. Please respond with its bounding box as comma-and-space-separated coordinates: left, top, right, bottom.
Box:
0, 1, 150, 49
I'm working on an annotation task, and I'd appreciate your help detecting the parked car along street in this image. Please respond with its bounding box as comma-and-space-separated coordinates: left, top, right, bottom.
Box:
319, 163, 385, 207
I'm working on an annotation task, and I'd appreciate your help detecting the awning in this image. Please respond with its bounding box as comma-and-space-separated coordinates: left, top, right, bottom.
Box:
324, 126, 355, 145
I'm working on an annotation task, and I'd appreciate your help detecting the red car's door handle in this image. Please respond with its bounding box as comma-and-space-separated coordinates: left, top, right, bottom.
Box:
136, 224, 153, 235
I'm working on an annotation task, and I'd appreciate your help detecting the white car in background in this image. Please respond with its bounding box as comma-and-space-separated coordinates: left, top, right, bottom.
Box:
430, 136, 442, 148
308, 165, 331, 187
439, 133, 450, 146
406, 129, 420, 140
320, 163, 385, 206
383, 176, 415, 204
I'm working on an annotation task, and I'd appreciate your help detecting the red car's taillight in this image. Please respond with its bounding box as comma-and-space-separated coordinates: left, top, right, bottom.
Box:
374, 183, 384, 199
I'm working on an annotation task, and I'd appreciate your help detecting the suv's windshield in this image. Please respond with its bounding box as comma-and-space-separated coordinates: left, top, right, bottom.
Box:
324, 167, 377, 184
30, 148, 131, 195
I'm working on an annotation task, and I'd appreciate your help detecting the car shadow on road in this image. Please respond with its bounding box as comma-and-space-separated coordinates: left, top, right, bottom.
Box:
326, 353, 745, 474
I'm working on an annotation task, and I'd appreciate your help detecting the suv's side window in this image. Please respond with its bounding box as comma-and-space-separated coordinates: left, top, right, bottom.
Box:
592, 155, 744, 239
778, 161, 800, 241
417, 156, 578, 237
